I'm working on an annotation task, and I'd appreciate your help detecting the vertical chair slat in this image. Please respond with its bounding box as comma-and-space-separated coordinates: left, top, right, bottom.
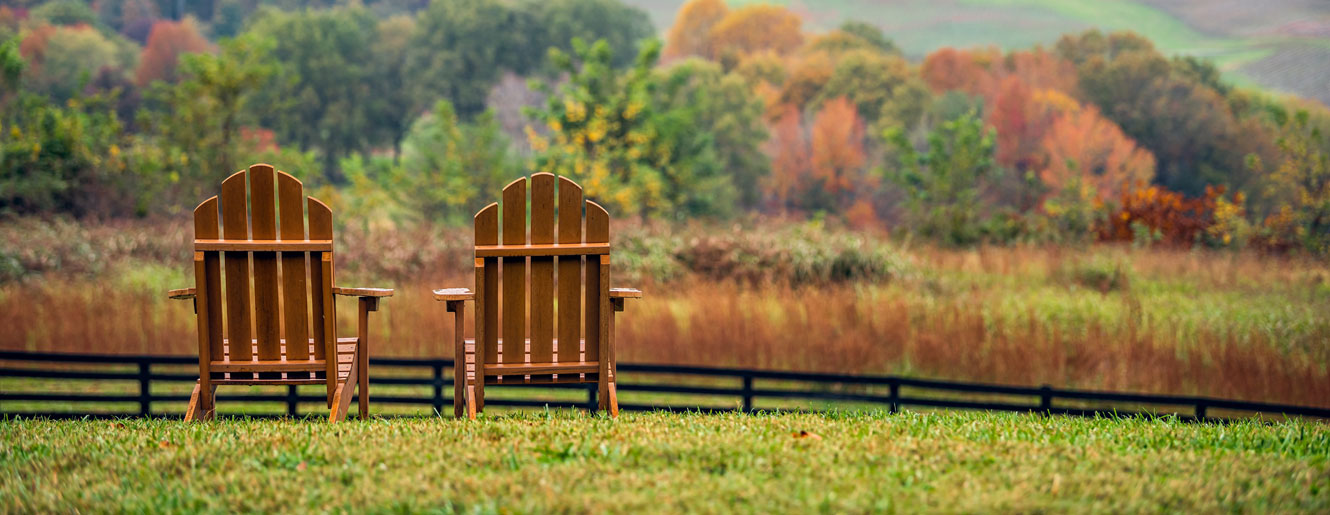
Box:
556, 177, 583, 363
278, 171, 310, 362
249, 164, 281, 366
475, 204, 498, 407
308, 197, 335, 402
501, 178, 527, 371
194, 197, 225, 363
583, 201, 609, 364
529, 173, 555, 368
220, 170, 253, 372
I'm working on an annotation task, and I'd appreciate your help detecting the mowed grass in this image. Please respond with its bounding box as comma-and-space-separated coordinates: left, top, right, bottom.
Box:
2, 412, 1328, 512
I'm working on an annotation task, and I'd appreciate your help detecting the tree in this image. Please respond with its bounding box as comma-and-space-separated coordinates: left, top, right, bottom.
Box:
134, 18, 211, 86
705, 4, 803, 61
247, 7, 378, 181
1249, 108, 1330, 255
534, 0, 654, 69
657, 58, 769, 208
20, 24, 137, 103
390, 100, 518, 223
884, 111, 997, 245
527, 38, 732, 219
367, 15, 417, 162
809, 97, 869, 210
404, 0, 524, 118
663, 0, 727, 61
1038, 103, 1156, 202
812, 49, 910, 123
836, 21, 898, 54
144, 34, 274, 204
920, 47, 994, 95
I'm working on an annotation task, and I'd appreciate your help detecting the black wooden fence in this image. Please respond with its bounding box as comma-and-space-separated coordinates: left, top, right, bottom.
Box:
2, 350, 1328, 421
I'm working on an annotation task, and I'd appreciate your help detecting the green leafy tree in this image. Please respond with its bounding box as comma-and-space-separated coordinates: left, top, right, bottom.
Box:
530, 0, 654, 69
655, 58, 768, 208
527, 38, 732, 220
404, 0, 525, 119
390, 100, 517, 224
367, 15, 416, 162
143, 34, 274, 206
884, 111, 997, 245
246, 7, 377, 181
1249, 108, 1330, 255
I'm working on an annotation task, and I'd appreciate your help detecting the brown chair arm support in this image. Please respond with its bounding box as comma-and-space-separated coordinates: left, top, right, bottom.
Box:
168, 287, 196, 300
333, 287, 393, 312
433, 288, 474, 313
609, 287, 641, 312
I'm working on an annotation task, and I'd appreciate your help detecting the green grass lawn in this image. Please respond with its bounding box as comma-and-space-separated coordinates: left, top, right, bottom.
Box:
2, 411, 1327, 512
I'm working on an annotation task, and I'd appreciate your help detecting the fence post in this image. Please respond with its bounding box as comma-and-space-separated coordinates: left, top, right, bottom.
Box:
741, 375, 754, 412
433, 363, 444, 416
138, 361, 151, 417
587, 384, 598, 411
1039, 384, 1052, 412
888, 379, 899, 414
1195, 400, 1207, 421
286, 385, 299, 417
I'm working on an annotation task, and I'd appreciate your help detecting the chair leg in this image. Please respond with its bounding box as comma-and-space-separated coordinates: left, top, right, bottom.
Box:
464, 384, 477, 420
357, 298, 371, 420
607, 381, 619, 418
186, 381, 216, 422
185, 382, 202, 422
330, 345, 360, 423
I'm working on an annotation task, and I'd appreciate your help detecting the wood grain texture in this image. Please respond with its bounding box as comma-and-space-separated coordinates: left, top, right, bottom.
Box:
557, 176, 583, 363
475, 204, 499, 370
584, 201, 609, 364
219, 170, 253, 370
501, 178, 526, 368
358, 297, 370, 419
249, 164, 281, 365
529, 173, 555, 369
278, 172, 310, 362
308, 197, 335, 402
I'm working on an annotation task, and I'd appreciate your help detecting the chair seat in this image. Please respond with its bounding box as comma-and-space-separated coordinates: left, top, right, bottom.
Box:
209, 337, 359, 385
460, 338, 601, 385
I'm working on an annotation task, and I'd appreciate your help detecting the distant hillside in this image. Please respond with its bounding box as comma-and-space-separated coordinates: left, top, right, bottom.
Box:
625, 0, 1330, 105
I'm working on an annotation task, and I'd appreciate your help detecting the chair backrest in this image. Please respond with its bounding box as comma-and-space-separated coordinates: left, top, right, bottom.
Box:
192, 163, 336, 380
473, 173, 610, 376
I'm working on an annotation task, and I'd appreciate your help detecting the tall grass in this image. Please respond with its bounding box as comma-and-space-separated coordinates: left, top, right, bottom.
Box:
1, 218, 1327, 407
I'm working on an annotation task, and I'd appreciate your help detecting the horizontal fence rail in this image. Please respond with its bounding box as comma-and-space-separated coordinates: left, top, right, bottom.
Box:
1, 350, 1327, 422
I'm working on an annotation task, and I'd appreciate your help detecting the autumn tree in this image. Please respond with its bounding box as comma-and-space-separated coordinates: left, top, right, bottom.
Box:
662, 0, 728, 61
763, 104, 810, 211
809, 96, 869, 211
134, 18, 211, 86
920, 47, 993, 95
706, 4, 803, 61
1038, 103, 1156, 202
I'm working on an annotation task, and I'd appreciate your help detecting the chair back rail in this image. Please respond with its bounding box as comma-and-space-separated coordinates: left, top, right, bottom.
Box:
193, 164, 336, 387
473, 173, 610, 384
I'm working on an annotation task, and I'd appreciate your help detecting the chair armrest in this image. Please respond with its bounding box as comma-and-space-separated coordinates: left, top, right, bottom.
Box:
609, 288, 642, 299
609, 287, 641, 312
168, 288, 196, 300
333, 287, 394, 298
433, 288, 474, 302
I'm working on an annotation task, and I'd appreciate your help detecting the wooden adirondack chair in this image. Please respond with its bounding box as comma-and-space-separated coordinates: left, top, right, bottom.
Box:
435, 173, 641, 419
168, 164, 392, 422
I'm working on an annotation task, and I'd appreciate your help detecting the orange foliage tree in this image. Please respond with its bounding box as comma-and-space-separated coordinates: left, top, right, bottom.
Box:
134, 18, 211, 86
920, 47, 995, 94
706, 4, 803, 60
1039, 103, 1155, 202
663, 0, 728, 61
1101, 185, 1221, 245
810, 96, 868, 203
763, 98, 872, 217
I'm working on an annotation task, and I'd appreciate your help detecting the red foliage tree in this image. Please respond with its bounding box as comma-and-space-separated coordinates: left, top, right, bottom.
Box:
810, 96, 868, 202
134, 18, 212, 86
1100, 185, 1221, 246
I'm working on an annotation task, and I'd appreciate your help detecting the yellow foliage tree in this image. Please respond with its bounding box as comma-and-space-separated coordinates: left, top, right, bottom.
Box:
706, 4, 803, 61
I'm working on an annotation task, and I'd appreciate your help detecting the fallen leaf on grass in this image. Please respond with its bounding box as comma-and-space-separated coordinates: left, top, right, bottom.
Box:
158, 440, 172, 449
793, 430, 822, 440
297, 461, 307, 472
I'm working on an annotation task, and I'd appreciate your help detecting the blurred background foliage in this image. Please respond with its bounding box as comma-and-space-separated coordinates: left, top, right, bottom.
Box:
0, 0, 1326, 257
